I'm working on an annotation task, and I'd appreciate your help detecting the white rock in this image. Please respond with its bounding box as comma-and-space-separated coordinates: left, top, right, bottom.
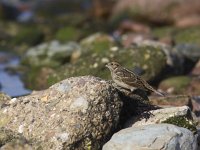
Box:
103, 124, 197, 150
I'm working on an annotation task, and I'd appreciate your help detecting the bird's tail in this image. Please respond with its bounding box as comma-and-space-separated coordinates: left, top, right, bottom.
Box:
146, 83, 166, 97
154, 90, 166, 97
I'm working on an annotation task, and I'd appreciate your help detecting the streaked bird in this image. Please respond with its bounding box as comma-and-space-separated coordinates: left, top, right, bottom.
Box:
106, 61, 165, 96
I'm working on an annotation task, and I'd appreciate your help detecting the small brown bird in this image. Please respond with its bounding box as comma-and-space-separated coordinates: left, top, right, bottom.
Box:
106, 61, 165, 96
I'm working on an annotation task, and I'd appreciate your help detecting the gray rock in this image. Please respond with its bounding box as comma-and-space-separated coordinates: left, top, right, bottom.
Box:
125, 106, 192, 127
175, 44, 200, 61
0, 76, 122, 149
22, 40, 81, 67
103, 124, 197, 150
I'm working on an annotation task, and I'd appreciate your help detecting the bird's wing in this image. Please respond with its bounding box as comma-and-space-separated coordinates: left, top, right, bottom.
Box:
116, 68, 145, 88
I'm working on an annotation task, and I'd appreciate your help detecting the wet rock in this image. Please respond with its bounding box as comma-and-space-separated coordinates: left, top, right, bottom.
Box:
103, 124, 197, 150
22, 40, 81, 67
125, 106, 197, 132
0, 76, 122, 149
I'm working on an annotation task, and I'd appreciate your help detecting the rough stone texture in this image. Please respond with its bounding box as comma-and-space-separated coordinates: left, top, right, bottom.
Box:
0, 76, 122, 149
103, 124, 197, 150
0, 93, 11, 108
125, 106, 195, 129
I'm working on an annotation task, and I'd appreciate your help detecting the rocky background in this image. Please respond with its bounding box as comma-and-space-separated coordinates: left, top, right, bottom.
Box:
0, 0, 200, 149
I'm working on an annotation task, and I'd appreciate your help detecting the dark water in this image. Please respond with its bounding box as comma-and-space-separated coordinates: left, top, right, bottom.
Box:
0, 52, 31, 97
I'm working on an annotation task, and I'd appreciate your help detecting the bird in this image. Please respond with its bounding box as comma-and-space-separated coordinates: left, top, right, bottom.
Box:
106, 61, 165, 96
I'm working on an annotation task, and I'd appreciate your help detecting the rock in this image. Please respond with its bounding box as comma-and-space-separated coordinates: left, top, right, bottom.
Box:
191, 59, 200, 76
174, 26, 200, 45
103, 124, 197, 150
125, 106, 197, 132
0, 92, 11, 108
0, 139, 32, 150
48, 39, 167, 87
55, 26, 81, 42
119, 33, 155, 48
159, 76, 200, 95
158, 76, 192, 95
174, 44, 200, 62
22, 40, 82, 67
80, 32, 115, 53
175, 15, 200, 28
117, 20, 151, 34
0, 128, 29, 148
0, 76, 122, 149
149, 95, 191, 107
111, 0, 200, 25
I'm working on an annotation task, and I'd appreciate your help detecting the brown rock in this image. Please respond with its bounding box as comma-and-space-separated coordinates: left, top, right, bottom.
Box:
0, 76, 122, 149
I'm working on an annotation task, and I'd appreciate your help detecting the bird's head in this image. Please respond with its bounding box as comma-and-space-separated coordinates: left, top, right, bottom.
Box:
106, 61, 121, 71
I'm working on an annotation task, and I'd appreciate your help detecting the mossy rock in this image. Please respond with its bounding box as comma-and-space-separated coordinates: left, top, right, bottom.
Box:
152, 26, 176, 39
162, 116, 197, 133
55, 26, 81, 42
153, 26, 200, 46
174, 26, 200, 45
159, 76, 192, 94
47, 43, 167, 87
11, 26, 44, 46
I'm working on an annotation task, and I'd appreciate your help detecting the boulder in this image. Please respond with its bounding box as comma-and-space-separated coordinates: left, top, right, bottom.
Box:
0, 76, 122, 149
103, 124, 197, 150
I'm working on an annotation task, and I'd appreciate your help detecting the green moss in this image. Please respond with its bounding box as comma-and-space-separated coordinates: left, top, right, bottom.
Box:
11, 26, 44, 46
152, 26, 176, 38
23, 67, 44, 90
55, 26, 81, 42
174, 27, 200, 45
159, 76, 191, 94
162, 116, 197, 133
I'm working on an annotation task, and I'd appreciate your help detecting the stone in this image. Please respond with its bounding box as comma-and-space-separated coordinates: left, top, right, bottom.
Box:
149, 95, 191, 107
103, 124, 197, 150
125, 106, 197, 132
111, 0, 200, 25
22, 40, 81, 67
159, 76, 200, 95
0, 76, 122, 149
158, 76, 192, 95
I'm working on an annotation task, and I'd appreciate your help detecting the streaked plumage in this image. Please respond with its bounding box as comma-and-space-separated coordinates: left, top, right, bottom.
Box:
106, 61, 164, 96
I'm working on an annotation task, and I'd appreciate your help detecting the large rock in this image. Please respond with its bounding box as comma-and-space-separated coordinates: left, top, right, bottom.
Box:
47, 39, 167, 87
111, 0, 200, 25
103, 124, 197, 150
0, 76, 123, 149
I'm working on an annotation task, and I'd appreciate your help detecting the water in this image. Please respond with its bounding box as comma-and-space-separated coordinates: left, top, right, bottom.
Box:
0, 51, 31, 97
